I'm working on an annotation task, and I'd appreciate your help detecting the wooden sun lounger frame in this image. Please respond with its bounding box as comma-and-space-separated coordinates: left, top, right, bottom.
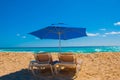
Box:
28, 53, 54, 76
54, 53, 82, 75
28, 52, 82, 76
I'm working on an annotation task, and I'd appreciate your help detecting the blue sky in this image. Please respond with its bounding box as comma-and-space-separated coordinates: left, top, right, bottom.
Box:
0, 0, 120, 47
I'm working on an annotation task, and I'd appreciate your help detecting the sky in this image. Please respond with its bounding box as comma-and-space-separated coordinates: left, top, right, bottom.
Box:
0, 0, 120, 47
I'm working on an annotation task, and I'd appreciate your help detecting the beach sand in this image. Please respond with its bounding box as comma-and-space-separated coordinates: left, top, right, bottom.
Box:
0, 52, 120, 80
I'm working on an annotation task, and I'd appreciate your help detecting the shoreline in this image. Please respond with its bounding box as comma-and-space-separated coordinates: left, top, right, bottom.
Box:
0, 46, 120, 53
0, 52, 120, 80
1, 51, 120, 54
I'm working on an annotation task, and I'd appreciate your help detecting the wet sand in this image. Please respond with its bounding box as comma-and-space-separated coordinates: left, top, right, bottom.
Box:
0, 52, 120, 80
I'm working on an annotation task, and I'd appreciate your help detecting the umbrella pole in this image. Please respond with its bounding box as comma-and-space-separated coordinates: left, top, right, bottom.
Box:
58, 32, 61, 53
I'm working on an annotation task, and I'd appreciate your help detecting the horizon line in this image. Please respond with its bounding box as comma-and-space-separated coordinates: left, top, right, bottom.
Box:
0, 45, 120, 48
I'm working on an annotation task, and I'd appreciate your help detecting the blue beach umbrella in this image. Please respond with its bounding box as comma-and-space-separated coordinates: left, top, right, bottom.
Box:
29, 23, 87, 52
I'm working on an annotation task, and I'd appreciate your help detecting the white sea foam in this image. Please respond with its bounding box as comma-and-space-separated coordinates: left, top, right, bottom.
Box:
77, 51, 83, 53
0, 46, 120, 53
38, 51, 45, 53
95, 49, 101, 52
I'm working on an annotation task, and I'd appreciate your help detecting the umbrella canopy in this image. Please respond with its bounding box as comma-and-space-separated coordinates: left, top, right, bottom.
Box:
29, 24, 87, 52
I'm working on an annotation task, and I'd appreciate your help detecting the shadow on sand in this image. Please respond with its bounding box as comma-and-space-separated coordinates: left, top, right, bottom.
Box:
0, 68, 76, 80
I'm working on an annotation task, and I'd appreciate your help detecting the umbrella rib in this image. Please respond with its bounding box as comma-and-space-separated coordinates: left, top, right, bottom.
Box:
31, 26, 86, 40
57, 27, 82, 34
45, 27, 57, 34
64, 28, 86, 35
54, 26, 69, 40
54, 26, 58, 33
41, 27, 58, 39
62, 28, 86, 40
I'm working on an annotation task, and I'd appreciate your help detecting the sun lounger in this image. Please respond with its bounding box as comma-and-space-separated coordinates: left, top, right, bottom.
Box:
54, 53, 82, 75
28, 52, 54, 76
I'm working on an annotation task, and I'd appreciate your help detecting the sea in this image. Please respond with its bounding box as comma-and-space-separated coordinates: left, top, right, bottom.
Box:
0, 46, 120, 54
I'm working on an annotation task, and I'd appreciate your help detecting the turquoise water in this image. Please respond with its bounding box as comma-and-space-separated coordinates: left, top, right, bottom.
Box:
0, 46, 120, 53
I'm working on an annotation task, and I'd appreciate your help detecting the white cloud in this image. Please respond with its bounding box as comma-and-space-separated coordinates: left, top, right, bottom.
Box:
114, 22, 120, 26
16, 33, 20, 36
22, 36, 26, 38
87, 32, 100, 37
100, 28, 106, 31
105, 31, 120, 35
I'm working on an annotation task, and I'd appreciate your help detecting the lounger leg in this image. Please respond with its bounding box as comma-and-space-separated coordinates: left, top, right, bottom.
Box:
31, 66, 37, 76
54, 65, 59, 74
54, 67, 57, 74
28, 63, 31, 70
76, 64, 81, 75
50, 65, 54, 75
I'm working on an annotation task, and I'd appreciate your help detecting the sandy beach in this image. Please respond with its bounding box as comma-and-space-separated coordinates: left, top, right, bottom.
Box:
0, 52, 120, 80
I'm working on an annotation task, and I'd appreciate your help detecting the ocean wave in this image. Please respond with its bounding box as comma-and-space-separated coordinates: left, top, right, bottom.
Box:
67, 50, 74, 52
0, 50, 3, 51
95, 49, 101, 52
77, 51, 83, 53
0, 46, 120, 53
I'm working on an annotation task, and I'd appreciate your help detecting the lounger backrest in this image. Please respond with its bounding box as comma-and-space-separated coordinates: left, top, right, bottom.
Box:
58, 53, 76, 63
34, 53, 52, 64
